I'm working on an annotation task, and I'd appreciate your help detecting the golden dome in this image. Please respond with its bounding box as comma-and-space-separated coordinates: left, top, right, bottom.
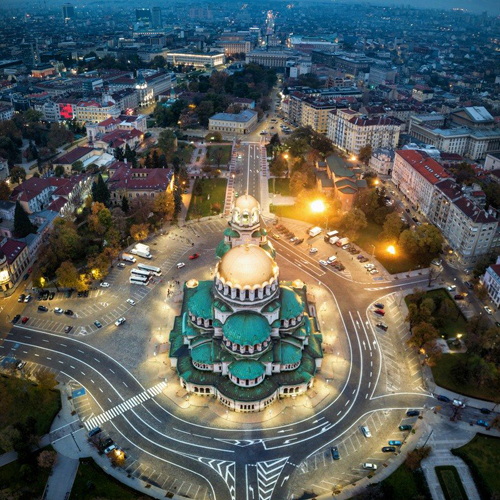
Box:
217, 244, 278, 289
234, 194, 260, 212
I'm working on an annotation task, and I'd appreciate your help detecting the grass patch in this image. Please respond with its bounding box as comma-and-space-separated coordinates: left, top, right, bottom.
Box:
268, 178, 290, 196
379, 462, 431, 499
71, 458, 150, 499
0, 375, 61, 447
269, 203, 320, 225
355, 221, 424, 274
452, 433, 500, 499
186, 178, 227, 220
0, 447, 54, 498
431, 353, 499, 401
435, 466, 468, 500
207, 145, 232, 166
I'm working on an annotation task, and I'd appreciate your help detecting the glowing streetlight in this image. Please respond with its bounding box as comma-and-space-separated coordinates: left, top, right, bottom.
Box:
310, 199, 326, 213
349, 155, 357, 162
387, 245, 396, 255
283, 153, 289, 160
374, 180, 379, 186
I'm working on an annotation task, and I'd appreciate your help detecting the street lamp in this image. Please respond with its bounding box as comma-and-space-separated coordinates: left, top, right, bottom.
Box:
387, 245, 396, 256
310, 199, 326, 213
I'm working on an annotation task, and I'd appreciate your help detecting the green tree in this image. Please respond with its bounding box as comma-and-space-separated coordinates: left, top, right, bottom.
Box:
72, 160, 84, 173
121, 195, 129, 213
113, 146, 124, 161
381, 212, 404, 242
151, 149, 161, 169
340, 208, 367, 240
205, 132, 222, 142
92, 174, 110, 205
408, 322, 439, 350
14, 201, 36, 238
144, 152, 153, 168
157, 129, 177, 155
399, 224, 443, 264
270, 155, 287, 177
196, 101, 215, 127
358, 144, 373, 164
153, 191, 175, 219
355, 188, 381, 220
54, 165, 65, 177
289, 171, 308, 196
9, 166, 26, 183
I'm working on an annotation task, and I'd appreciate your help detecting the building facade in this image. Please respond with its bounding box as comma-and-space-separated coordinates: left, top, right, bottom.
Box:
166, 50, 225, 68
169, 195, 323, 412
209, 110, 258, 135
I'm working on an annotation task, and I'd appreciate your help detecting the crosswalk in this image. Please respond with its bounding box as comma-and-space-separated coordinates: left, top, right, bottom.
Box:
83, 381, 167, 430
256, 457, 289, 500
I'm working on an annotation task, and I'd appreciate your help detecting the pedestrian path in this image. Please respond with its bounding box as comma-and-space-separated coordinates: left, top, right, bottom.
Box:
83, 381, 167, 430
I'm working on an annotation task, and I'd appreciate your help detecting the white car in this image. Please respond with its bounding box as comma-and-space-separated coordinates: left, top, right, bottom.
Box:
115, 317, 126, 326
177, 262, 185, 269
364, 263, 375, 269
484, 305, 493, 315
319, 260, 328, 267
447, 285, 456, 292
363, 463, 378, 470
327, 256, 337, 263
309, 248, 318, 254
342, 244, 350, 250
100, 282, 110, 288
54, 307, 63, 314
369, 269, 379, 274
361, 426, 372, 438
126, 299, 136, 306
24, 294, 31, 303
290, 237, 298, 242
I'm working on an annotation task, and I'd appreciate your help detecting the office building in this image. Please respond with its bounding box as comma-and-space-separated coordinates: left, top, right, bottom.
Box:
151, 7, 162, 28
136, 8, 152, 25
62, 3, 75, 21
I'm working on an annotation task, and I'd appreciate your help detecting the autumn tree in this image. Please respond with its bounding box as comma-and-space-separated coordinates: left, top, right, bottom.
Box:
359, 144, 373, 164
152, 191, 175, 220
405, 446, 431, 471
269, 155, 287, 177
130, 223, 149, 241
289, 171, 308, 196
56, 261, 79, 289
339, 208, 367, 240
37, 450, 57, 469
88, 202, 112, 237
9, 166, 26, 184
407, 322, 439, 351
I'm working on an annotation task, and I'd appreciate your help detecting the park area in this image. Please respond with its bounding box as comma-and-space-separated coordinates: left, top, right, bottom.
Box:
452, 434, 500, 499
186, 178, 227, 220
268, 178, 291, 196
207, 145, 232, 167
378, 462, 430, 499
435, 466, 468, 500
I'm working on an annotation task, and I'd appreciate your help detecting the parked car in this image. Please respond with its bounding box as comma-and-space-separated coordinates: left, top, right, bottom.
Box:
64, 326, 73, 334
388, 440, 402, 446
49, 292, 55, 300
115, 317, 126, 326
480, 408, 491, 415
64, 309, 74, 316
362, 463, 377, 470
484, 305, 493, 315
177, 262, 185, 269
16, 360, 26, 370
24, 294, 31, 303
319, 260, 328, 267
100, 282, 110, 288
376, 323, 388, 331
21, 317, 29, 324
126, 299, 136, 306
454, 294, 464, 300
446, 285, 456, 292
331, 447, 340, 460
437, 395, 450, 403
295, 238, 304, 245
12, 314, 21, 324
327, 256, 337, 264
309, 248, 318, 254
476, 420, 489, 428
37, 305, 48, 312
361, 426, 371, 438
374, 303, 384, 309
104, 444, 116, 454
464, 281, 473, 289
88, 427, 101, 437
373, 309, 385, 316
189, 253, 200, 260
54, 307, 63, 314
117, 262, 126, 268
94, 320, 102, 329
453, 399, 466, 408
382, 446, 396, 453
102, 438, 113, 449
399, 425, 412, 431
406, 410, 420, 417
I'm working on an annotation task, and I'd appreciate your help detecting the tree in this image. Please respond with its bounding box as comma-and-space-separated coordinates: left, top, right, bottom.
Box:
14, 201, 36, 238
405, 446, 431, 470
381, 212, 404, 242
399, 224, 443, 264
0, 425, 22, 452
9, 166, 26, 184
151, 149, 161, 169
35, 370, 58, 390
355, 188, 381, 220
47, 123, 73, 150
289, 171, 308, 196
88, 202, 112, 237
56, 261, 79, 289
130, 223, 149, 241
113, 146, 125, 161
71, 160, 84, 173
152, 191, 175, 220
205, 132, 222, 142
121, 195, 129, 213
359, 144, 373, 164
54, 165, 65, 177
92, 174, 110, 205
0, 180, 11, 200
144, 152, 153, 169
196, 101, 215, 127
157, 129, 177, 156
270, 155, 287, 177
408, 321, 439, 350
339, 208, 367, 240
37, 450, 57, 469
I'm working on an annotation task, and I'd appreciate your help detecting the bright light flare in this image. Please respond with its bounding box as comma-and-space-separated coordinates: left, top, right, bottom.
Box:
310, 200, 326, 213
349, 155, 357, 162
387, 245, 396, 255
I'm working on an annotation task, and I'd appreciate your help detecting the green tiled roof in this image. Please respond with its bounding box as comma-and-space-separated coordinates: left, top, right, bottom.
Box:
216, 240, 231, 259
261, 241, 276, 258
214, 299, 233, 313
229, 360, 265, 380
182, 312, 199, 337
281, 342, 302, 365
177, 354, 219, 385
306, 333, 324, 358
252, 229, 262, 238
191, 341, 213, 364
262, 300, 280, 313
223, 312, 271, 346
326, 154, 355, 178
280, 286, 305, 319
217, 375, 278, 402
188, 281, 213, 319
224, 227, 240, 238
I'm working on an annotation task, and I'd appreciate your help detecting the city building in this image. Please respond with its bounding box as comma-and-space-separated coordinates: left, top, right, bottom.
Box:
369, 148, 395, 176
74, 99, 120, 124
106, 162, 174, 205
51, 147, 96, 176
288, 94, 337, 134
245, 49, 300, 68
166, 50, 225, 68
169, 195, 323, 412
412, 85, 434, 102
0, 158, 8, 181
449, 107, 495, 129
219, 41, 252, 56
484, 152, 500, 171
86, 114, 147, 143
209, 109, 258, 135
326, 109, 401, 155
62, 3, 75, 21
135, 8, 152, 25
151, 7, 162, 29
0, 103, 14, 122
31, 64, 56, 79
482, 257, 500, 308
0, 240, 29, 292
391, 149, 450, 214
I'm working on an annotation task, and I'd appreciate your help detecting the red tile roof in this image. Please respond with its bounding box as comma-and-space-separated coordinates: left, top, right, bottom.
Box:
53, 147, 94, 165
108, 165, 173, 192
1, 239, 26, 264
397, 150, 450, 185
47, 198, 68, 212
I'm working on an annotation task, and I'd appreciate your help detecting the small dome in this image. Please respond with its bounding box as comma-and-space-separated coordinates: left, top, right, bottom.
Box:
217, 244, 278, 289
223, 312, 271, 346
229, 360, 265, 380
234, 194, 259, 212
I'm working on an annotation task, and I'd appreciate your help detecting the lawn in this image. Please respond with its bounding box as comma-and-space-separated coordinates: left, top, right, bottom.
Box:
435, 466, 468, 500
0, 375, 61, 448
355, 221, 424, 275
269, 203, 321, 225
207, 145, 232, 166
453, 434, 500, 499
379, 463, 430, 499
431, 353, 499, 401
268, 178, 291, 196
0, 447, 54, 498
186, 178, 227, 220
71, 458, 150, 499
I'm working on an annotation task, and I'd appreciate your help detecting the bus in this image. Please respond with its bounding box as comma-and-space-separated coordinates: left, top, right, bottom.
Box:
129, 276, 149, 286
137, 263, 162, 276
131, 268, 151, 278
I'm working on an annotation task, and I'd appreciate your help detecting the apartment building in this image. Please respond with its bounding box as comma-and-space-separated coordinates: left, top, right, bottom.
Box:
483, 257, 500, 307
74, 99, 120, 124
219, 41, 252, 55
0, 239, 29, 292
391, 149, 450, 214
429, 178, 499, 264
369, 148, 394, 176
326, 109, 401, 155
288, 93, 336, 134
0, 103, 14, 121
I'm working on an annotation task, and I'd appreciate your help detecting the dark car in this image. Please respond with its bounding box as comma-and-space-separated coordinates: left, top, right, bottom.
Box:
399, 424, 412, 431
454, 294, 464, 300
42, 291, 50, 300
437, 395, 450, 403
49, 292, 55, 300
331, 446, 340, 460
406, 410, 419, 417
94, 320, 102, 329
294, 238, 304, 245
37, 305, 48, 312
88, 427, 101, 437
12, 314, 21, 324
376, 323, 388, 331
84, 290, 89, 297
464, 281, 473, 289
382, 446, 396, 453
374, 303, 384, 309
102, 438, 113, 449
64, 326, 73, 334
64, 309, 74, 316
77, 291, 84, 297
480, 408, 491, 415
18, 294, 25, 303
23, 273, 29, 281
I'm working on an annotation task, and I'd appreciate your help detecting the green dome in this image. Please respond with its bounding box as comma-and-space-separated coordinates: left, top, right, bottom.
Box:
188, 282, 213, 319
281, 343, 302, 365
216, 240, 231, 259
224, 227, 240, 238
280, 286, 305, 319
229, 360, 265, 380
252, 229, 262, 238
191, 342, 213, 364
223, 312, 271, 346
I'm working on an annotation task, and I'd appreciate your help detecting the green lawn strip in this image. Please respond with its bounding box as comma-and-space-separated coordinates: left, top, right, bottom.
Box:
452, 433, 500, 499
0, 446, 54, 498
269, 204, 320, 225
207, 145, 232, 166
268, 178, 290, 196
435, 466, 468, 500
176, 143, 195, 163
71, 458, 151, 499
379, 463, 430, 499
0, 375, 61, 443
186, 178, 227, 220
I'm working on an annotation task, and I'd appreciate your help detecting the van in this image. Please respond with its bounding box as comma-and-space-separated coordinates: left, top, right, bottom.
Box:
308, 227, 322, 238
325, 230, 339, 241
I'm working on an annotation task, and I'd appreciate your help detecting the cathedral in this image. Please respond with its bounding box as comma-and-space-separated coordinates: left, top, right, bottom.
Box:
169, 195, 324, 412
